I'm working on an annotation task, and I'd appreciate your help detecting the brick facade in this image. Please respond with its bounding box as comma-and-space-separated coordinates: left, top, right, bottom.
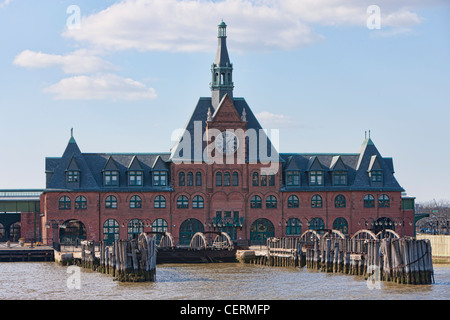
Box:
41, 21, 414, 246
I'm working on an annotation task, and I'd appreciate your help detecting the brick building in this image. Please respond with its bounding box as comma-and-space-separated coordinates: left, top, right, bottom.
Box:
40, 22, 414, 246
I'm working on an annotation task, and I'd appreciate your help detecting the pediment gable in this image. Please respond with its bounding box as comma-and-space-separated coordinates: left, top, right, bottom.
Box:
307, 156, 324, 171
368, 155, 383, 171
66, 156, 80, 171
152, 155, 168, 170
103, 156, 119, 171
128, 156, 143, 171
330, 156, 347, 171
211, 94, 242, 123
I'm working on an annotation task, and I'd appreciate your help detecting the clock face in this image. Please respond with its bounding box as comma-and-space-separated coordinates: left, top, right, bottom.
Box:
216, 131, 238, 154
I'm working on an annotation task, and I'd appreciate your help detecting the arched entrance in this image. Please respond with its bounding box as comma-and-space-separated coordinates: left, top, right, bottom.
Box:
60, 220, 87, 245
250, 218, 274, 245
8, 222, 21, 242
179, 219, 204, 246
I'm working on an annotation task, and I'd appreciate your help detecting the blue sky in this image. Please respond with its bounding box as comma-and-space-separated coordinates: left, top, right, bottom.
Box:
0, 0, 449, 202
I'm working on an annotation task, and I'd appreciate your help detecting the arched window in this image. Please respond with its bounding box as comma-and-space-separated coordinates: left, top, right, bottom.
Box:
59, 196, 71, 210
192, 195, 204, 209
286, 218, 302, 235
224, 172, 231, 186
187, 172, 194, 186
333, 217, 348, 235
105, 195, 117, 209
152, 218, 168, 233
195, 172, 202, 186
232, 172, 239, 186
179, 172, 185, 186
364, 194, 375, 208
252, 172, 259, 186
216, 172, 222, 186
266, 195, 277, 208
75, 196, 87, 209
179, 218, 204, 245
311, 195, 322, 208
177, 195, 189, 209
250, 195, 262, 208
130, 195, 142, 208
154, 195, 166, 208
309, 217, 325, 231
335, 194, 346, 208
250, 218, 275, 245
379, 194, 390, 208
103, 219, 119, 245
287, 195, 299, 208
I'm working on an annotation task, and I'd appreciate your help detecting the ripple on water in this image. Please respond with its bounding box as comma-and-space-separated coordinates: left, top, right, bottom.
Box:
0, 262, 449, 300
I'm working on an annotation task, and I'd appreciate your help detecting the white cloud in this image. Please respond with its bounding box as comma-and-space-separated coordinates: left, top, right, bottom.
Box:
43, 73, 157, 101
256, 111, 296, 128
62, 0, 428, 53
13, 49, 116, 74
0, 0, 12, 9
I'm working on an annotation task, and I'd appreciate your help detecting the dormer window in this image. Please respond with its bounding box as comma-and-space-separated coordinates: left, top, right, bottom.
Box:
333, 171, 347, 186
104, 171, 119, 186
67, 170, 79, 183
286, 170, 300, 186
370, 170, 383, 183
128, 171, 143, 186
153, 171, 168, 187
309, 171, 324, 186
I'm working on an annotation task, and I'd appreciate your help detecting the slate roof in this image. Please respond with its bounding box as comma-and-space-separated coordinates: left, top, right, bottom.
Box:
169, 96, 279, 163
45, 137, 171, 192
279, 138, 404, 192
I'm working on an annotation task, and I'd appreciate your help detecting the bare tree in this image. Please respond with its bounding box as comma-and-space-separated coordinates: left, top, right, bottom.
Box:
416, 199, 450, 234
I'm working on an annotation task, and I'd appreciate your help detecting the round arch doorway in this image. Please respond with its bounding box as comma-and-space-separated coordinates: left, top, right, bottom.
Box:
179, 218, 204, 246
250, 218, 275, 245
60, 220, 87, 245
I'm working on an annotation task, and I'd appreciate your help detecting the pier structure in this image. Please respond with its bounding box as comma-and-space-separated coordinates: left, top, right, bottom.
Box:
239, 228, 435, 285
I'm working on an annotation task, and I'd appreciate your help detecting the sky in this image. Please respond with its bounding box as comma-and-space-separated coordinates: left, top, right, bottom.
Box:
0, 0, 449, 203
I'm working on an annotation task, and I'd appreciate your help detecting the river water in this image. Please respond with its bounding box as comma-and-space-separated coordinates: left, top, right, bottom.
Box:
0, 262, 449, 300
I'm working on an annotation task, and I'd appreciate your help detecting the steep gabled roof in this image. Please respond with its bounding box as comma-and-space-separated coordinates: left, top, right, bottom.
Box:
102, 156, 119, 171
45, 136, 99, 190
128, 155, 143, 171
329, 155, 348, 171
169, 96, 279, 163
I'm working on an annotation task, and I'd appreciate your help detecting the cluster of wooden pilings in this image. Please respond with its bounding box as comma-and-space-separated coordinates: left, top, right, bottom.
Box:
305, 237, 434, 285
243, 235, 435, 285
79, 233, 157, 282
266, 237, 302, 268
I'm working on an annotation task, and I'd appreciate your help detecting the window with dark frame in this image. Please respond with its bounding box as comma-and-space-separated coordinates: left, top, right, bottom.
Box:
75, 196, 87, 209
105, 195, 117, 209
311, 194, 323, 208
288, 195, 299, 208
128, 171, 143, 186
104, 171, 119, 186
59, 196, 71, 210
154, 195, 166, 208
177, 195, 189, 209
130, 195, 142, 208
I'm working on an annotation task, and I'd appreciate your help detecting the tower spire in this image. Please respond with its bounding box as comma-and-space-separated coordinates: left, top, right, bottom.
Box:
210, 20, 234, 109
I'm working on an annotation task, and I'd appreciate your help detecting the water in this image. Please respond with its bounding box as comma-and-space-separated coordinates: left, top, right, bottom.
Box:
0, 262, 449, 300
